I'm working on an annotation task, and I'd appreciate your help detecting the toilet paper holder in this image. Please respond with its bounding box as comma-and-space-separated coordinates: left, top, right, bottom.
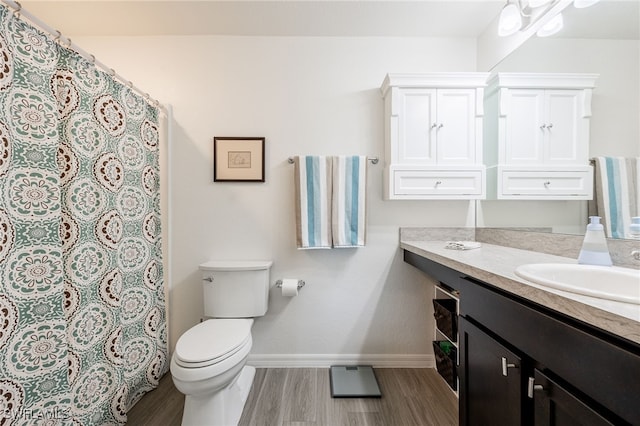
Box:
275, 279, 305, 290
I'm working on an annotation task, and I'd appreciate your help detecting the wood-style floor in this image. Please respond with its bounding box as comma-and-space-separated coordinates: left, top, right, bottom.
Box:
126, 368, 458, 426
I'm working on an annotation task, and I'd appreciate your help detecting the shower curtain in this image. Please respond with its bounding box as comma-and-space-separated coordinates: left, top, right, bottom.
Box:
0, 5, 167, 425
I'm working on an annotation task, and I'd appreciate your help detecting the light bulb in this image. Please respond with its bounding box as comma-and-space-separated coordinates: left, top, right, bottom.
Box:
536, 12, 563, 37
574, 0, 600, 8
498, 3, 523, 37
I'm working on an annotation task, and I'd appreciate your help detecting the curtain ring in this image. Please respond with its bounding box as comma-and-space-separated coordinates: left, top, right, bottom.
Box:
53, 30, 62, 44
127, 81, 133, 89
12, 1, 21, 18
89, 54, 96, 65
64, 37, 72, 49
109, 68, 116, 77
143, 93, 150, 101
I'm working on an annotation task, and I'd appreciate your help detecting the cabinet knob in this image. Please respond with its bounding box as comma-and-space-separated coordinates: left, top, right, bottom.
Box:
431, 123, 438, 129
527, 377, 544, 398
544, 181, 551, 187
501, 356, 517, 376
540, 124, 547, 130
547, 123, 553, 129
435, 181, 442, 186
437, 123, 444, 129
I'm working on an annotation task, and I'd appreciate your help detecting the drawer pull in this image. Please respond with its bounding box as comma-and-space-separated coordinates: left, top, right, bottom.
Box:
544, 181, 551, 187
527, 377, 544, 398
501, 356, 516, 376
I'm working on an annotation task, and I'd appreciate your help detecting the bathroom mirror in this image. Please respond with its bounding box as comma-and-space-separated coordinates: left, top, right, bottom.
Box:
477, 0, 640, 239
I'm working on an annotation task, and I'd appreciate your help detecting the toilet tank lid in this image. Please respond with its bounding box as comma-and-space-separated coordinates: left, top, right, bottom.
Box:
199, 260, 273, 271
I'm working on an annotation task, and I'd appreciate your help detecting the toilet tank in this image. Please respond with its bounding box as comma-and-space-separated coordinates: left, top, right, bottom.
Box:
199, 260, 273, 318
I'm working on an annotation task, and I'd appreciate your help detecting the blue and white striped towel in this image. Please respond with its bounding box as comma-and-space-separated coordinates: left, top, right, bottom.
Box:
294, 156, 333, 249
593, 157, 640, 238
332, 156, 367, 248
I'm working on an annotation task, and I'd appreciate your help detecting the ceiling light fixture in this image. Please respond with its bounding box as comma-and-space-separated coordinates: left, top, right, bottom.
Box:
528, 0, 552, 8
498, 2, 523, 37
536, 12, 564, 37
498, 0, 599, 38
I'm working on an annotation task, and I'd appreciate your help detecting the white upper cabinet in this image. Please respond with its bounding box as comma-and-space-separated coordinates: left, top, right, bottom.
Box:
395, 88, 477, 165
502, 89, 586, 165
484, 73, 598, 200
381, 73, 489, 200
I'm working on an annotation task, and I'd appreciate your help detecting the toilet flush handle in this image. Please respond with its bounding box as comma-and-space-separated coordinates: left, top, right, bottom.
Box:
203, 277, 213, 282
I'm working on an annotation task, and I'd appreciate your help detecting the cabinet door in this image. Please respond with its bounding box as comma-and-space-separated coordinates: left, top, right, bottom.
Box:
531, 369, 613, 426
459, 317, 523, 426
436, 88, 477, 165
544, 90, 583, 165
396, 88, 437, 164
504, 89, 545, 165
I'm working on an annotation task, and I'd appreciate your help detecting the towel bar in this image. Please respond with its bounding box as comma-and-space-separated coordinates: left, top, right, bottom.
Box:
287, 156, 378, 165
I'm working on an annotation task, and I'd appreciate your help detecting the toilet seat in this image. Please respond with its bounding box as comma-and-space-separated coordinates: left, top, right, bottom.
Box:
174, 318, 253, 368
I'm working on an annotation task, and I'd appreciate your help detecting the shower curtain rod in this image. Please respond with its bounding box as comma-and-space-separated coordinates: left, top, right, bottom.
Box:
1, 0, 164, 111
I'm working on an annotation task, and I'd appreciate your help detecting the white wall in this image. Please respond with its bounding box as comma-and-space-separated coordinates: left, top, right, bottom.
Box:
73, 35, 478, 365
68, 33, 638, 363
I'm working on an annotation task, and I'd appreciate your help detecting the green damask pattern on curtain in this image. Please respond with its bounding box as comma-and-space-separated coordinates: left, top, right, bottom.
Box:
0, 6, 71, 425
0, 5, 167, 425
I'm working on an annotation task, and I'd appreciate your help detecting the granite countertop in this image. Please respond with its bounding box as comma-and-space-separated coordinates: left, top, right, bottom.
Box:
401, 240, 640, 346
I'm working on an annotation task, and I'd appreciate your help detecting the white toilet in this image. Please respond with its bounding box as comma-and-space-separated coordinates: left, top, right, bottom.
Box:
170, 260, 273, 426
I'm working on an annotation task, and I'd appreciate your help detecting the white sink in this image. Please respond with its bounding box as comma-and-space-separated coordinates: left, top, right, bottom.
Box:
514, 263, 640, 305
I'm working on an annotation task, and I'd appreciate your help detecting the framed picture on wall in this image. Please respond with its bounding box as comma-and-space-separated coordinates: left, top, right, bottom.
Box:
213, 137, 265, 182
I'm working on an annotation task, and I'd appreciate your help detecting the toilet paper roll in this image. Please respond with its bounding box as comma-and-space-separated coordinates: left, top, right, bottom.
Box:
281, 279, 299, 297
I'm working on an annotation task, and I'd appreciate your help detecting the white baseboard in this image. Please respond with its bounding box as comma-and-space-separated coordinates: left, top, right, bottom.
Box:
246, 353, 434, 369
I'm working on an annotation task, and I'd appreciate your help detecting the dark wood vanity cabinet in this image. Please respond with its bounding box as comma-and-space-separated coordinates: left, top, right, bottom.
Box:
459, 315, 616, 426
459, 317, 523, 425
459, 276, 640, 426
532, 369, 612, 426
403, 251, 640, 426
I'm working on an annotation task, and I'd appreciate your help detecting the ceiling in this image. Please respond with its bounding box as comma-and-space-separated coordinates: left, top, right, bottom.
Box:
15, 0, 640, 39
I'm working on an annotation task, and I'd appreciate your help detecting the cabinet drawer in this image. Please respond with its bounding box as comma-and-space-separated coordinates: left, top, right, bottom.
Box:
393, 170, 483, 197
500, 170, 592, 198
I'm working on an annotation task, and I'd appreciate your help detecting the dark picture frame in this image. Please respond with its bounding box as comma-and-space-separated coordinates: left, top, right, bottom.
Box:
213, 137, 265, 182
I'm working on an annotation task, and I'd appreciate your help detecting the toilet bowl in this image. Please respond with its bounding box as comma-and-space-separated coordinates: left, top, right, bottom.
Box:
170, 260, 272, 426
171, 319, 255, 426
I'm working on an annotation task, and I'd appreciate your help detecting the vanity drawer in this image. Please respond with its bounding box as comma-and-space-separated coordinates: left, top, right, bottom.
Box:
393, 170, 483, 198
499, 170, 592, 199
